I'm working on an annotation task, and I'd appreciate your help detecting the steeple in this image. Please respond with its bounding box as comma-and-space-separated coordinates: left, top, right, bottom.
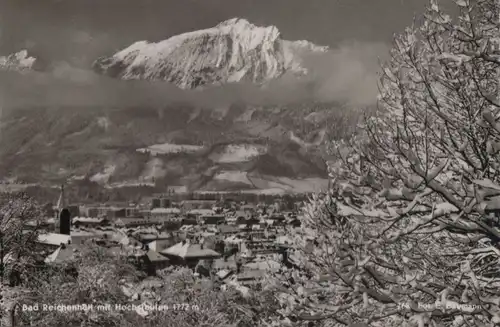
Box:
56, 184, 65, 211
56, 183, 71, 235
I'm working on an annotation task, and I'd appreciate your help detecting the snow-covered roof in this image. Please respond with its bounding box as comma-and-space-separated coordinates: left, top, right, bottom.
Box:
114, 218, 150, 226
70, 230, 97, 237
147, 239, 174, 252
151, 208, 181, 214
244, 259, 281, 272
225, 235, 244, 244
188, 209, 214, 216
45, 244, 78, 264
224, 280, 250, 297
73, 217, 105, 223
236, 269, 266, 280
145, 250, 169, 263
235, 211, 247, 217
218, 225, 239, 233
37, 233, 71, 246
216, 269, 232, 279
213, 255, 237, 270
275, 235, 292, 245
160, 241, 221, 259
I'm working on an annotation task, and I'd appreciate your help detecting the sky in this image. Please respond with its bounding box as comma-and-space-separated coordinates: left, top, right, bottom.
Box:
0, 0, 454, 109
1, 0, 434, 63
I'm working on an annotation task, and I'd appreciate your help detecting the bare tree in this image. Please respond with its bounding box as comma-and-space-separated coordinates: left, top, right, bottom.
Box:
267, 0, 500, 326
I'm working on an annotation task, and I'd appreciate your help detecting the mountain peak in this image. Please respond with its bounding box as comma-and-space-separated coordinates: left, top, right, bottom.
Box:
216, 17, 256, 28
93, 18, 327, 89
0, 50, 36, 71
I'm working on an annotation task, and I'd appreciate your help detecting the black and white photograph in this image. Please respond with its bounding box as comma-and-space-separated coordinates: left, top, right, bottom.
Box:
1, 0, 500, 326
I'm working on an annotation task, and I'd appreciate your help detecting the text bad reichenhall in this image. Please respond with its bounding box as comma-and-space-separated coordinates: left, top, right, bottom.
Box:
21, 303, 176, 312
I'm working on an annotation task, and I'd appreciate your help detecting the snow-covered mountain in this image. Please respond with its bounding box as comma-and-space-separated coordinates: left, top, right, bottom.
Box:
0, 19, 344, 195
93, 18, 328, 89
0, 50, 36, 71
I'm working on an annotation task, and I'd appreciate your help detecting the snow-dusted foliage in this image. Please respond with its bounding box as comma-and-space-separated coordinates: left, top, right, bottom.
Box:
0, 192, 43, 284
14, 247, 280, 327
267, 0, 500, 326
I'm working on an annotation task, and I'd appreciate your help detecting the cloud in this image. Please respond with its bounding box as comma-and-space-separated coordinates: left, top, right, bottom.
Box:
51, 61, 98, 84
0, 40, 389, 110
301, 41, 389, 106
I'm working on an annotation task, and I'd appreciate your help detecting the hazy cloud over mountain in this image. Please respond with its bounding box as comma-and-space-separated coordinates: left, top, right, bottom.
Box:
0, 0, 448, 110
0, 40, 387, 109
0, 0, 458, 190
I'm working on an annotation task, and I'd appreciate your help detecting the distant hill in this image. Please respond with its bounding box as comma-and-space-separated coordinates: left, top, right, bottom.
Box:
0, 18, 366, 195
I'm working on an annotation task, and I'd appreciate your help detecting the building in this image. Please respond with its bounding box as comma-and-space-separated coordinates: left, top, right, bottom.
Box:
160, 240, 221, 268
147, 239, 178, 253
36, 233, 71, 249
139, 209, 151, 219
201, 214, 225, 225
23, 218, 55, 230
150, 208, 182, 222
143, 250, 170, 273
44, 243, 78, 265
107, 207, 127, 220
125, 207, 141, 217
54, 184, 71, 235
66, 205, 80, 219
218, 225, 239, 236
151, 198, 161, 209
114, 218, 153, 228
212, 254, 238, 272
232, 269, 265, 287
151, 197, 172, 209
181, 200, 217, 212
241, 204, 256, 212
70, 230, 104, 245
125, 249, 169, 276
150, 190, 177, 209
72, 217, 109, 228
181, 217, 198, 226
187, 209, 214, 218
135, 232, 172, 243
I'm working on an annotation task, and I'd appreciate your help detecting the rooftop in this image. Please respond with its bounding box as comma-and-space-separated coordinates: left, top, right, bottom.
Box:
145, 249, 169, 263
45, 244, 78, 264
37, 233, 71, 246
147, 239, 176, 252
151, 208, 181, 214
161, 241, 221, 259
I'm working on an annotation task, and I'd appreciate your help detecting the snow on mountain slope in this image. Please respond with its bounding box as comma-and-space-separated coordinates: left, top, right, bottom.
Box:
213, 171, 252, 185
0, 50, 36, 71
209, 144, 267, 163
93, 18, 328, 89
136, 143, 204, 155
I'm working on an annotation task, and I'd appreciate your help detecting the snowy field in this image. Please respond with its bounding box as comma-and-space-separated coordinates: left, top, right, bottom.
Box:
136, 143, 204, 155
210, 144, 267, 163
213, 171, 253, 185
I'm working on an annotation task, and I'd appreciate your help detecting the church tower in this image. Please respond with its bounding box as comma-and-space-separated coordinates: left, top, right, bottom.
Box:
55, 184, 71, 235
